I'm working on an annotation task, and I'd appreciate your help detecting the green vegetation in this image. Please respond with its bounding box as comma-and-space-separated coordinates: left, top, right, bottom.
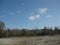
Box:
0, 21, 60, 38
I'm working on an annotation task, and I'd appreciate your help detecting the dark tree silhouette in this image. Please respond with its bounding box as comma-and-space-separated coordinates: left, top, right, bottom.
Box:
0, 21, 5, 37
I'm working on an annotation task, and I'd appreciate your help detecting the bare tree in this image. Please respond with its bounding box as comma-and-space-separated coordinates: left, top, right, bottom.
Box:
0, 21, 5, 37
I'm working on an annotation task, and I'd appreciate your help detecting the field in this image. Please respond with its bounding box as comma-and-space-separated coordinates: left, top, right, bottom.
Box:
0, 35, 60, 45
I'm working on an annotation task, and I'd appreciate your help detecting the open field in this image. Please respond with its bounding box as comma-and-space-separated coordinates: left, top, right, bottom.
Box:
0, 35, 60, 45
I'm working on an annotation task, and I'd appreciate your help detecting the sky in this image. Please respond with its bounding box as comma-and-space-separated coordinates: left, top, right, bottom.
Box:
0, 0, 60, 29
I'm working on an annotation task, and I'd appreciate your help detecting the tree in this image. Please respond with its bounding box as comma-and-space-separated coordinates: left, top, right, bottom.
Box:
21, 29, 27, 36
54, 27, 58, 30
41, 26, 49, 35
0, 21, 5, 37
0, 21, 5, 30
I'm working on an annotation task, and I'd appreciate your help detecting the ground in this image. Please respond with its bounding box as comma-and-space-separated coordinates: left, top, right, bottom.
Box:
0, 35, 60, 45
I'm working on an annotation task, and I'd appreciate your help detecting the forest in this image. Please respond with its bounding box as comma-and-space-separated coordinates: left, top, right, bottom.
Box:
0, 21, 60, 38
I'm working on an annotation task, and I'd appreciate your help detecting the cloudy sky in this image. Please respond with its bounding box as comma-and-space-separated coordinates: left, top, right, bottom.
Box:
0, 0, 60, 29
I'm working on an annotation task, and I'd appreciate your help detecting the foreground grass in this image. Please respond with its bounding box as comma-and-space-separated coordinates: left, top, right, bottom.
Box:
0, 35, 60, 45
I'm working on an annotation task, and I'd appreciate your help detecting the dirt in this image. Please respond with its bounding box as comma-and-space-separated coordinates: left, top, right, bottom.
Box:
0, 35, 60, 45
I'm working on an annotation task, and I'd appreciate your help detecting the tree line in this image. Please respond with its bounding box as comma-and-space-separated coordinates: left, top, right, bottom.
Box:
0, 21, 60, 38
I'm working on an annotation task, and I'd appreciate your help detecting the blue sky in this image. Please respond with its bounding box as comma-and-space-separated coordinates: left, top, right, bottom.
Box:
0, 0, 60, 29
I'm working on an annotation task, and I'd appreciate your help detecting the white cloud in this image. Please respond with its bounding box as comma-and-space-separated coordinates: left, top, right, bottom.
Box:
29, 16, 35, 20
35, 14, 40, 18
28, 8, 48, 20
38, 8, 48, 14
29, 14, 40, 20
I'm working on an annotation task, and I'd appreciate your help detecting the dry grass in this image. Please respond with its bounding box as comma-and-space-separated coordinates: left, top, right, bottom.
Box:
0, 35, 60, 45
